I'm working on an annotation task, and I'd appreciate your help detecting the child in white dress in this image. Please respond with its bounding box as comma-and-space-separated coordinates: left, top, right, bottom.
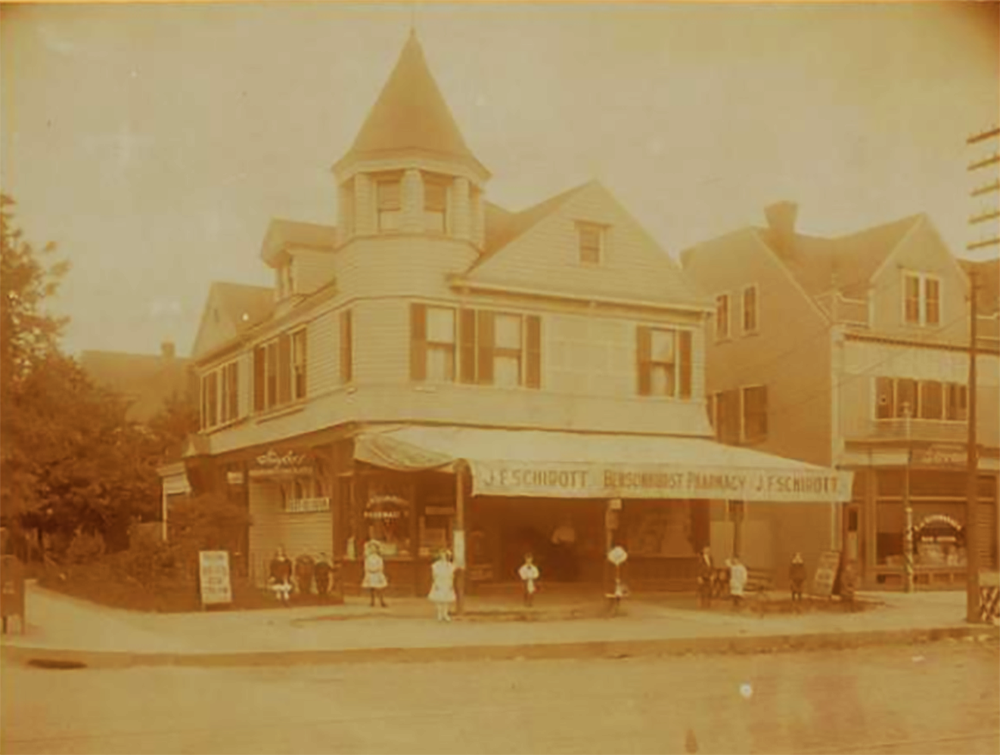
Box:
518, 554, 540, 607
428, 549, 456, 621
362, 541, 388, 607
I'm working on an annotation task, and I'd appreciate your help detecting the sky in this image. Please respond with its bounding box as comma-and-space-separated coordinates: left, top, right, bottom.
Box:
2, 2, 998, 358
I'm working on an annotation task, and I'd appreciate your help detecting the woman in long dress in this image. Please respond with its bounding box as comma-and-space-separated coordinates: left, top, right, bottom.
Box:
428, 549, 456, 622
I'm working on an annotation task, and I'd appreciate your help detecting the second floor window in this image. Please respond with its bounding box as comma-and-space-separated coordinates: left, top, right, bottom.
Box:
742, 286, 758, 334
292, 329, 307, 400
200, 360, 240, 430
411, 303, 541, 388
377, 179, 402, 232
637, 326, 693, 399
903, 272, 941, 326
875, 377, 967, 421
742, 385, 768, 442
253, 327, 307, 413
715, 294, 730, 340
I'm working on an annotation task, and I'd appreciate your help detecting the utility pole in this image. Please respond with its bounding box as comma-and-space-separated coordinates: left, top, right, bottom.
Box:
965, 126, 1000, 623
966, 270, 980, 623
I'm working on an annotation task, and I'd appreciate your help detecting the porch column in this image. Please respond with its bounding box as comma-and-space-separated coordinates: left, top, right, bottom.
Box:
454, 462, 468, 615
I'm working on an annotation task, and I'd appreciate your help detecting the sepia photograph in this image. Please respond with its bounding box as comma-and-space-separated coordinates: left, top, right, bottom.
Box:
1, 1, 999, 753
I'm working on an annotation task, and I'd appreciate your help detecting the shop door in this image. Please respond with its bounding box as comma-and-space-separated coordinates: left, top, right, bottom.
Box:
844, 504, 861, 566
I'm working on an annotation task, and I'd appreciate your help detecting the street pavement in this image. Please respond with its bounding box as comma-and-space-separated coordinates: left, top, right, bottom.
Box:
2, 642, 998, 754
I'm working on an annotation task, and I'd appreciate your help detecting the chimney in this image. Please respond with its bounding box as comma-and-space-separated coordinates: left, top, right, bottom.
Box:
161, 340, 176, 360
764, 201, 798, 258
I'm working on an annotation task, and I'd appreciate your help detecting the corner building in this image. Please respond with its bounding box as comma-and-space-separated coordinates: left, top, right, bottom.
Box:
174, 33, 850, 596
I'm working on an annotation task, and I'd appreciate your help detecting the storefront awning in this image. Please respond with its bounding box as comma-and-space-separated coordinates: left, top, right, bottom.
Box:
354, 426, 853, 503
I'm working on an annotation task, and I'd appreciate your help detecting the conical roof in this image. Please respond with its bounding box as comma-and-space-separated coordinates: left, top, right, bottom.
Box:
337, 31, 487, 175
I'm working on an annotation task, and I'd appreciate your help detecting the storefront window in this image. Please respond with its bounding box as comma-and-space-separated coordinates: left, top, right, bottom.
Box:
623, 502, 694, 557
362, 475, 413, 557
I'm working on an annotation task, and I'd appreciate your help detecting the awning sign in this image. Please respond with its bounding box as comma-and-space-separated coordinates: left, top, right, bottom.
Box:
470, 461, 852, 503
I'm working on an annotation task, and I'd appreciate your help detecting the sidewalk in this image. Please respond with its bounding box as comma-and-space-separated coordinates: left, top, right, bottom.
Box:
2, 581, 996, 669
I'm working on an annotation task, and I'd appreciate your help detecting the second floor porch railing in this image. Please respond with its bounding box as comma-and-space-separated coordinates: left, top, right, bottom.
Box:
850, 417, 969, 444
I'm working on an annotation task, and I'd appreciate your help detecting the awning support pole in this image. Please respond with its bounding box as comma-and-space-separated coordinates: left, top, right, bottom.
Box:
455, 462, 467, 616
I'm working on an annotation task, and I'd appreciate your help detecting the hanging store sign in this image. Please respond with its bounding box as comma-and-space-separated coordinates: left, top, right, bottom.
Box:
255, 449, 311, 470
470, 461, 852, 503
912, 445, 966, 468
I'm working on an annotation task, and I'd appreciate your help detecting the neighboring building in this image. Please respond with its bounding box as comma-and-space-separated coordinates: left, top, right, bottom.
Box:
170, 32, 850, 595
967, 125, 1000, 261
80, 340, 196, 424
683, 203, 1000, 590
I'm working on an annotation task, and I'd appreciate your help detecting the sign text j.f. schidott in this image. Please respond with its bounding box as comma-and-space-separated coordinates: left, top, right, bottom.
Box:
471, 462, 851, 503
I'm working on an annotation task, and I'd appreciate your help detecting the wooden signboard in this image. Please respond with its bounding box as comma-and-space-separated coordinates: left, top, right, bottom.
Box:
198, 551, 233, 607
1, 555, 26, 633
812, 550, 842, 598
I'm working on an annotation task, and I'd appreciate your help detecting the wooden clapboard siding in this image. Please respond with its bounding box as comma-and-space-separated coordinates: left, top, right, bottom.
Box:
684, 228, 834, 467
466, 182, 705, 309
335, 236, 478, 299
308, 310, 339, 394
869, 219, 969, 345
355, 298, 410, 385
292, 248, 337, 296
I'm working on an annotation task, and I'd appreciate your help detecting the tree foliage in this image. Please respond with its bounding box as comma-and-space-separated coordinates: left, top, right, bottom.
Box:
0, 195, 173, 555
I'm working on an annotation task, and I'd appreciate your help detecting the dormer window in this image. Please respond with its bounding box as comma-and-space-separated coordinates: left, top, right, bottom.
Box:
903, 272, 940, 326
424, 178, 448, 234
276, 261, 295, 300
377, 179, 402, 232
578, 222, 604, 264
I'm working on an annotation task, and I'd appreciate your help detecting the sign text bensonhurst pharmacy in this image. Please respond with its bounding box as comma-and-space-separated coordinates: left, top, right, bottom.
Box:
470, 462, 851, 503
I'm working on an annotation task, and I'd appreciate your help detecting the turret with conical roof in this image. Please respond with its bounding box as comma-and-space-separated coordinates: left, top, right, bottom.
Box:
333, 31, 489, 249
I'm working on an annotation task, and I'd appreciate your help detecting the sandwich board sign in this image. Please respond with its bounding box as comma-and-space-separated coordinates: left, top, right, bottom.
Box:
198, 550, 233, 607
812, 550, 842, 598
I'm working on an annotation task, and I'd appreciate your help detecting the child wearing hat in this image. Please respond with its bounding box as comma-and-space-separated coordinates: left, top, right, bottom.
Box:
518, 553, 540, 607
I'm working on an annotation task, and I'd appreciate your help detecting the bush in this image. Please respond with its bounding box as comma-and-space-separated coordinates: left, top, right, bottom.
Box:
65, 530, 106, 565
113, 540, 179, 588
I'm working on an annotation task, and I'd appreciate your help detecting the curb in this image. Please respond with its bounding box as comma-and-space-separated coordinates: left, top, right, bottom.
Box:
3, 625, 997, 670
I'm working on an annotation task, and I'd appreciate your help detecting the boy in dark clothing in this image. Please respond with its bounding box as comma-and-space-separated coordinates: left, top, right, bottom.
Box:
789, 553, 806, 603
314, 553, 332, 598
698, 547, 715, 608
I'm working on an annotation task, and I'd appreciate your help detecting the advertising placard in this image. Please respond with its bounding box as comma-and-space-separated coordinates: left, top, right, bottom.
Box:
812, 550, 842, 598
198, 550, 233, 607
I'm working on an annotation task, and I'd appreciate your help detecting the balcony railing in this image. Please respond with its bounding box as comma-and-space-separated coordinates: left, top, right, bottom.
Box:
849, 417, 968, 443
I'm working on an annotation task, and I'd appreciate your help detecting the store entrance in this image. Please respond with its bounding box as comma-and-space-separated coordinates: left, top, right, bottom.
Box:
471, 497, 606, 586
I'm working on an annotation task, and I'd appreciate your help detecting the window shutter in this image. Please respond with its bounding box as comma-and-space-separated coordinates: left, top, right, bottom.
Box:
228, 363, 239, 420
410, 303, 427, 382
458, 308, 477, 384
253, 347, 265, 412
278, 333, 292, 404
340, 310, 353, 384
759, 386, 769, 437
525, 315, 542, 389
476, 311, 495, 385
678, 330, 692, 399
636, 326, 652, 396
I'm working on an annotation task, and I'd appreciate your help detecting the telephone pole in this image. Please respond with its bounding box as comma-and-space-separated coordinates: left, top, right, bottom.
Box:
966, 270, 980, 623
965, 126, 1000, 623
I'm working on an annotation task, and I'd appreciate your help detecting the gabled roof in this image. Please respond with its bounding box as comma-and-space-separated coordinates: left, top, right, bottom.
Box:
79, 349, 195, 424
336, 31, 487, 176
211, 282, 275, 334
757, 214, 923, 299
961, 257, 1000, 315
475, 182, 592, 268
261, 219, 337, 265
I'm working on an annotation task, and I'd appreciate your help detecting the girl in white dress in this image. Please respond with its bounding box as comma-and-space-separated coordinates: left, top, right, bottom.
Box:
518, 553, 540, 607
361, 541, 388, 607
428, 549, 456, 621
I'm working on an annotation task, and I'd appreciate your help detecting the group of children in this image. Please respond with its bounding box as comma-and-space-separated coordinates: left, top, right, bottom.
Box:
698, 546, 811, 608
267, 547, 337, 604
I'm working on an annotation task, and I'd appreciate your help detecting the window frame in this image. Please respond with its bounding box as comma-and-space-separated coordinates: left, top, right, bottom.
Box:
741, 285, 759, 335
872, 377, 968, 423
902, 271, 943, 327
637, 326, 693, 399
376, 176, 403, 232
425, 305, 458, 383
291, 328, 308, 401
715, 293, 731, 341
423, 175, 449, 234
577, 222, 605, 265
741, 384, 768, 443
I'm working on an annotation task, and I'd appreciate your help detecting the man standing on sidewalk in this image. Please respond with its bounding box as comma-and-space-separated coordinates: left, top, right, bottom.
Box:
698, 547, 714, 608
